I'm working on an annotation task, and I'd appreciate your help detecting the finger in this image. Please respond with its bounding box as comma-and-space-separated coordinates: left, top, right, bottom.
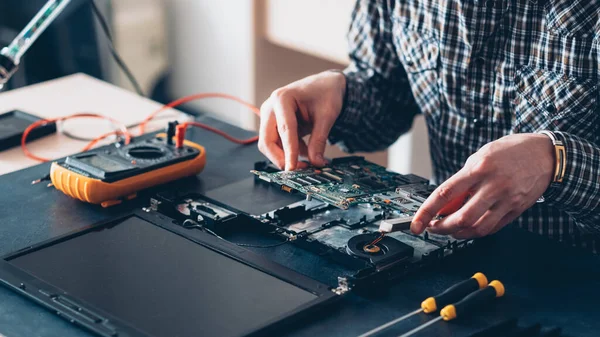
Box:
489, 211, 519, 234
411, 170, 478, 234
308, 118, 334, 167
450, 210, 504, 239
258, 106, 285, 169
272, 94, 299, 171
424, 187, 498, 236
450, 204, 514, 239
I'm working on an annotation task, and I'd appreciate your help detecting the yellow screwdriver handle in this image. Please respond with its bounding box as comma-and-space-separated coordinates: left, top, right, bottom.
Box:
440, 280, 505, 321
421, 272, 488, 313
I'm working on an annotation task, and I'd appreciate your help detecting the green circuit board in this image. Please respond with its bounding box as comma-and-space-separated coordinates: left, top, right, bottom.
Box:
251, 156, 434, 211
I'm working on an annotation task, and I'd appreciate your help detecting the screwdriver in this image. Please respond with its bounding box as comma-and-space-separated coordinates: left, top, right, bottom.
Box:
357, 273, 488, 337
398, 280, 505, 337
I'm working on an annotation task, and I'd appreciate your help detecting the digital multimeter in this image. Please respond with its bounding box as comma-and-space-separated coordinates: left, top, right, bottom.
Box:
50, 134, 206, 207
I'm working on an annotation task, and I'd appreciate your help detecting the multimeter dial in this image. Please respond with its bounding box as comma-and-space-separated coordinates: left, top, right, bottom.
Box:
127, 146, 165, 159
122, 143, 168, 164
120, 138, 198, 165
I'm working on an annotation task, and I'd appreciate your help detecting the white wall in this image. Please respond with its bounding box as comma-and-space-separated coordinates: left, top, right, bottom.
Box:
265, 0, 354, 65
108, 0, 168, 95
164, 0, 256, 130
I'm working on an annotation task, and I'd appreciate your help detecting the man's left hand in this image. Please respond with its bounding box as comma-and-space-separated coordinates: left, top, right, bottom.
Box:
411, 133, 555, 239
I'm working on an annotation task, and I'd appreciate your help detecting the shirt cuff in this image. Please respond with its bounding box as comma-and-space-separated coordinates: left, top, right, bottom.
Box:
542, 131, 600, 231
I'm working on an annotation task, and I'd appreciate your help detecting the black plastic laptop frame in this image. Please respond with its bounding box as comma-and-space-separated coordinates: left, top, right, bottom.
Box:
0, 210, 340, 337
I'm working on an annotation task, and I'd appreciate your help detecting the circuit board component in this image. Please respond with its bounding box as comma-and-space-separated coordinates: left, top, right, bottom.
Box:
252, 156, 429, 211
251, 156, 435, 214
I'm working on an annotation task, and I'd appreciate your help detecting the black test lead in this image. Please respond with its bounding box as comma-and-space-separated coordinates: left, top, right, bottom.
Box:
31, 174, 50, 185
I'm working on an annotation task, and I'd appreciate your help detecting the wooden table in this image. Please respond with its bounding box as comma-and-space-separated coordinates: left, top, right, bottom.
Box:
0, 73, 190, 175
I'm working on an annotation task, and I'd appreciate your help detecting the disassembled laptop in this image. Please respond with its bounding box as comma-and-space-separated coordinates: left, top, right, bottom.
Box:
150, 156, 473, 294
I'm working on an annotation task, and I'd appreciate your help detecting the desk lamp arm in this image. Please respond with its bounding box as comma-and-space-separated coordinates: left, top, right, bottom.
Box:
0, 0, 72, 89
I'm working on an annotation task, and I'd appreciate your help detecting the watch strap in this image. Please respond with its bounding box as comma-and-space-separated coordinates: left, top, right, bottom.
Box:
538, 130, 566, 184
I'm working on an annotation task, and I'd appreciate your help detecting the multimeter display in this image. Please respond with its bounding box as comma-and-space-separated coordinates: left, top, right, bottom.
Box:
77, 154, 131, 173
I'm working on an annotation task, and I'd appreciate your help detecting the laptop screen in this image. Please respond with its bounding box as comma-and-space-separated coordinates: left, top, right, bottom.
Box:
9, 216, 319, 337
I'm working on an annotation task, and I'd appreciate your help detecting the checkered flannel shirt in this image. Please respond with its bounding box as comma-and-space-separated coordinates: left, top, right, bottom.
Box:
328, 0, 600, 251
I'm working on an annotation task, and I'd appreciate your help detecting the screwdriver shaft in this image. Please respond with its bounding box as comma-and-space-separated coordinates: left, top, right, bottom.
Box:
397, 316, 442, 337
357, 308, 423, 337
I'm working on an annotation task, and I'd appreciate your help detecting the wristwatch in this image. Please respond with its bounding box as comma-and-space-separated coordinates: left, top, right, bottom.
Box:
537, 130, 566, 185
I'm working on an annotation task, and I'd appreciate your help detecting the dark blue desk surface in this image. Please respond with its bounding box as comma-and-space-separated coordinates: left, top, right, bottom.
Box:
1, 116, 599, 337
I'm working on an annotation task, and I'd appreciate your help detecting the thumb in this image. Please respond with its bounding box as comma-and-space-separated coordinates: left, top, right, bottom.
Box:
308, 119, 334, 167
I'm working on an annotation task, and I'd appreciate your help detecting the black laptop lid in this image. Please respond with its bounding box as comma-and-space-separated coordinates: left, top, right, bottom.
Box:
6, 214, 331, 337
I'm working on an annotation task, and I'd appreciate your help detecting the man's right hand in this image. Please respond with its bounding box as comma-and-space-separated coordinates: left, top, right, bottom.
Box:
258, 70, 346, 171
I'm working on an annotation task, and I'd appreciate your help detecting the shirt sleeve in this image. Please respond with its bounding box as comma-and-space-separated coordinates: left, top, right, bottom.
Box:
543, 131, 600, 233
327, 0, 419, 153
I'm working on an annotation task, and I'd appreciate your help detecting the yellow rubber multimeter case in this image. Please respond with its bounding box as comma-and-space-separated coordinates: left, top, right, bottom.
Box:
50, 134, 205, 207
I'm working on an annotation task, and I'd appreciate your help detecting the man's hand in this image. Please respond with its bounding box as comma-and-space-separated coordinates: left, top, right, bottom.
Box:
411, 133, 555, 239
258, 71, 346, 171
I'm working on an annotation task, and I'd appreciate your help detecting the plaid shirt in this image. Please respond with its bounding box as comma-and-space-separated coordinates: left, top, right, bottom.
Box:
328, 0, 600, 251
